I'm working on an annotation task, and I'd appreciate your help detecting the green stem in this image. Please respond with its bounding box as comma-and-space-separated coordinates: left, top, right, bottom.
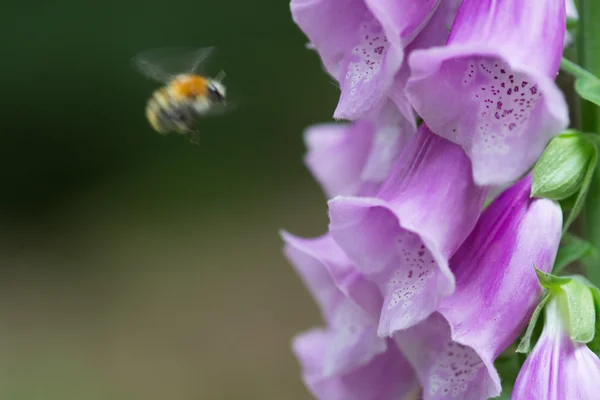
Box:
561, 58, 597, 81
579, 0, 600, 285
577, 0, 600, 132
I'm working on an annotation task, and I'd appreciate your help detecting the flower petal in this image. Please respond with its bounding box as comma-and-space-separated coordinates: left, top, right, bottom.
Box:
364, 0, 441, 48
304, 102, 415, 199
406, 0, 569, 185
294, 330, 420, 400
396, 174, 562, 400
291, 0, 404, 119
395, 313, 498, 400
331, 17, 404, 120
291, 0, 371, 81
304, 121, 375, 198
359, 101, 415, 185
448, 0, 565, 75
282, 231, 383, 320
439, 174, 562, 357
328, 125, 487, 335
333, 0, 447, 120
387, 0, 461, 131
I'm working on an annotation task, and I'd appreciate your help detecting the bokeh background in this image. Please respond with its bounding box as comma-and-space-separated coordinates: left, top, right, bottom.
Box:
0, 1, 339, 398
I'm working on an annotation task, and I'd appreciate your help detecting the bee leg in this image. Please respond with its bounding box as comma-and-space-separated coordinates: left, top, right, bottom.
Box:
174, 119, 191, 135
187, 129, 201, 144
175, 121, 199, 143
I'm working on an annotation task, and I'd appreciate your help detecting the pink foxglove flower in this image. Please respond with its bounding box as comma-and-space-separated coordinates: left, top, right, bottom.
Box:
282, 232, 419, 399
511, 294, 600, 400
395, 175, 562, 400
328, 124, 487, 336
293, 330, 419, 400
304, 102, 413, 199
406, 0, 569, 186
282, 232, 383, 322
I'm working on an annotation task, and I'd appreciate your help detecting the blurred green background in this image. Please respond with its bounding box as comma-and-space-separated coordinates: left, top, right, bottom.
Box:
0, 1, 338, 398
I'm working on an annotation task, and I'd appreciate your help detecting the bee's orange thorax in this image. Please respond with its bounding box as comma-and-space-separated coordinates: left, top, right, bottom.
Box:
171, 75, 208, 98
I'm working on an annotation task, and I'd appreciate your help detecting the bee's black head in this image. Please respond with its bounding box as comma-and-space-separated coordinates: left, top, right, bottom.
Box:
207, 81, 226, 103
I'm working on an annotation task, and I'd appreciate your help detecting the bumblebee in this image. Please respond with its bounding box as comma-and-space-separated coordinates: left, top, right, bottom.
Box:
132, 46, 228, 140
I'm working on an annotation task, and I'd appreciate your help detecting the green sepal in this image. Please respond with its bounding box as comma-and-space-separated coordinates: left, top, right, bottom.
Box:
562, 143, 598, 234
559, 191, 578, 211
561, 277, 596, 343
535, 268, 572, 289
483, 197, 492, 210
553, 233, 596, 273
516, 290, 551, 354
532, 133, 594, 200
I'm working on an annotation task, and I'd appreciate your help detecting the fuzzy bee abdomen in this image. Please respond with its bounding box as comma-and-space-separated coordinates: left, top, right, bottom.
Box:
146, 87, 197, 134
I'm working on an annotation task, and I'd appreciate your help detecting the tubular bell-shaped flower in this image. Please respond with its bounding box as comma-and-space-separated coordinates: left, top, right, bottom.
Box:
304, 102, 414, 199
282, 232, 419, 399
328, 124, 487, 336
290, 0, 459, 121
406, 0, 569, 186
283, 232, 384, 373
511, 294, 600, 400
282, 232, 383, 323
395, 175, 562, 400
293, 331, 419, 400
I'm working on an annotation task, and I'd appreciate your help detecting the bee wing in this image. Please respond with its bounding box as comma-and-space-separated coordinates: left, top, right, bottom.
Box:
131, 46, 216, 83
202, 99, 239, 118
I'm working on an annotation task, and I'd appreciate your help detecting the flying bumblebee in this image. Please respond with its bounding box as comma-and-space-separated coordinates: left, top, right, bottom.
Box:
132, 46, 229, 141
